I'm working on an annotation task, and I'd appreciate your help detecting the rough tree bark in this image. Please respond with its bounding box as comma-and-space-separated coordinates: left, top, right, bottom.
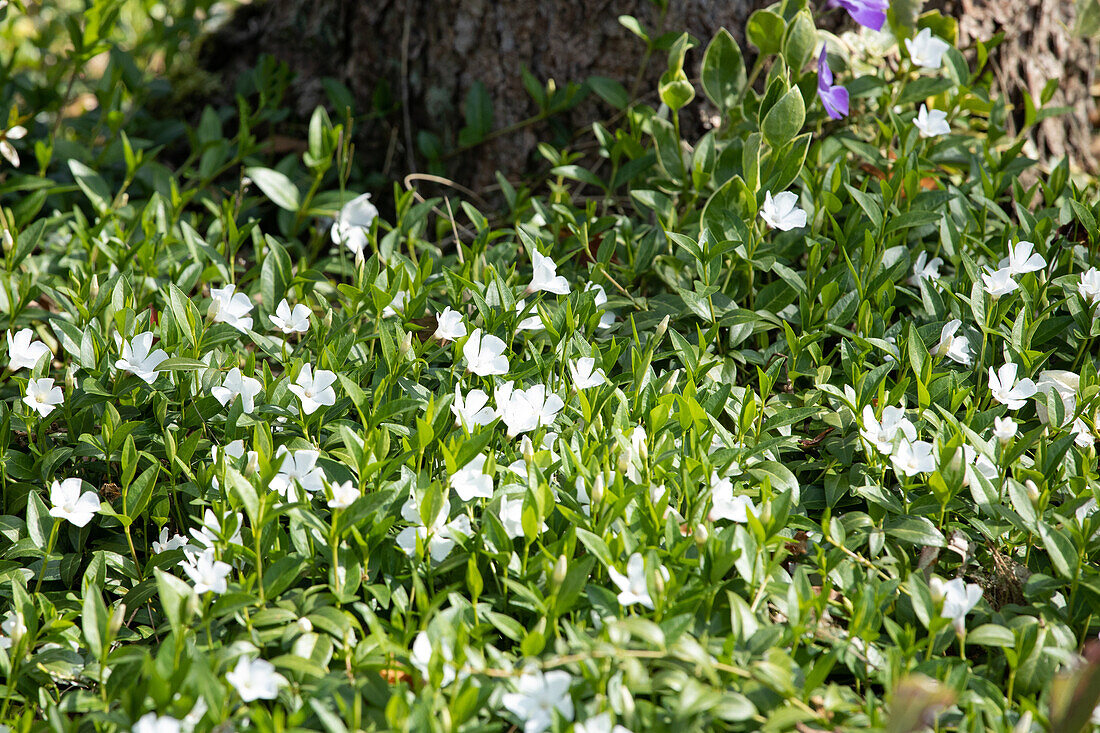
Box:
200, 0, 1096, 189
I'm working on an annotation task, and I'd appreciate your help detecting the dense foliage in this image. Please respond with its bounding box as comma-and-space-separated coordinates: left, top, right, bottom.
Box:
1, 0, 1099, 731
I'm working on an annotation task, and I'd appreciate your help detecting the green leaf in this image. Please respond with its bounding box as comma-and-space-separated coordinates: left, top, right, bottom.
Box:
967, 624, 1015, 647
761, 87, 805, 147
782, 10, 816, 73
747, 10, 785, 55
68, 159, 113, 214
245, 167, 301, 211
885, 516, 945, 547
701, 29, 746, 111
658, 69, 696, 112
1077, 0, 1100, 37
82, 583, 108, 659
1038, 522, 1077, 580
587, 76, 631, 109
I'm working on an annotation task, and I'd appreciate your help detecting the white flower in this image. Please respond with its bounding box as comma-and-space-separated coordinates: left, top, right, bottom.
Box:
23, 378, 63, 417
451, 454, 494, 502
225, 657, 283, 702
133, 713, 181, 733
860, 405, 917, 454
570, 357, 607, 389
382, 290, 408, 318
496, 382, 562, 438
330, 193, 378, 256
270, 447, 327, 499
451, 385, 497, 429
288, 364, 337, 414
1034, 370, 1079, 425
434, 307, 467, 341
891, 439, 937, 476
501, 669, 575, 733
115, 332, 168, 384
620, 426, 648, 484
981, 267, 1018, 299
463, 329, 509, 376
608, 553, 667, 609
929, 576, 982, 632
268, 300, 311, 334
211, 440, 259, 475
988, 363, 1037, 410
760, 191, 807, 231
0, 124, 26, 167
908, 252, 943, 287
932, 319, 972, 366
211, 368, 262, 414
584, 282, 617, 329
528, 251, 570, 295
1079, 267, 1100, 306
410, 632, 460, 687
999, 240, 1046, 277
0, 611, 26, 650
153, 527, 188, 554
189, 509, 243, 550
1072, 418, 1095, 448
327, 480, 359, 509
209, 284, 254, 332
498, 495, 528, 539
6, 328, 50, 370
515, 300, 544, 332
395, 496, 472, 562
178, 548, 231, 594
575, 712, 632, 733
913, 104, 950, 137
48, 478, 99, 527
992, 416, 1017, 444
958, 445, 997, 487
708, 474, 756, 523
905, 28, 950, 69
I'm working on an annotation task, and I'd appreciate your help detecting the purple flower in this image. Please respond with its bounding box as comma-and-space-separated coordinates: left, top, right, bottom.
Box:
828, 0, 889, 32
817, 49, 849, 120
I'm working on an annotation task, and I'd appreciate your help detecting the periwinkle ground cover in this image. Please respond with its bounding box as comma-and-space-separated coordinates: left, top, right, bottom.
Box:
1, 0, 1100, 731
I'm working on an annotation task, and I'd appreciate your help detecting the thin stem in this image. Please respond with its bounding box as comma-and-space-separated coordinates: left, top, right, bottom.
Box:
34, 520, 61, 595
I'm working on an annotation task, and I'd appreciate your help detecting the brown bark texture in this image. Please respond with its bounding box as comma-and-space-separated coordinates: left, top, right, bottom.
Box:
200, 0, 1097, 189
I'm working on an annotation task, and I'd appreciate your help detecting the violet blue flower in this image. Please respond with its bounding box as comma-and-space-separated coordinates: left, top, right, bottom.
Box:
817, 49, 849, 120
828, 0, 889, 32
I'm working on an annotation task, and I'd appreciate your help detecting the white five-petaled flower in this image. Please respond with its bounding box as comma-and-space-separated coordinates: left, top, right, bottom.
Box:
226, 656, 283, 702
395, 496, 472, 562
211, 367, 262, 414
451, 454, 493, 502
929, 576, 982, 633
988, 363, 1037, 410
932, 319, 973, 366
188, 509, 244, 551
760, 191, 807, 231
708, 473, 756, 523
993, 416, 1017, 444
569, 357, 607, 389
905, 28, 950, 69
1079, 268, 1100, 306
434, 306, 467, 341
496, 382, 564, 438
498, 495, 537, 539
132, 713, 182, 733
914, 104, 950, 138
608, 553, 667, 609
211, 440, 259, 477
178, 547, 231, 595
908, 251, 943, 287
584, 282, 617, 329
527, 251, 570, 295
501, 669, 575, 733
463, 329, 509, 376
860, 405, 917, 455
451, 385, 497, 429
1034, 369, 1079, 426
152, 527, 189, 554
330, 192, 378, 256
382, 290, 408, 318
268, 299, 311, 334
48, 478, 100, 527
0, 612, 26, 650
410, 631, 462, 687
209, 284, 254, 332
327, 480, 359, 509
0, 124, 27, 167
515, 300, 544, 332
23, 378, 63, 417
288, 364, 337, 414
115, 332, 168, 384
891, 439, 937, 476
270, 446, 327, 499
999, 240, 1046, 277
6, 328, 50, 370
981, 267, 1018, 300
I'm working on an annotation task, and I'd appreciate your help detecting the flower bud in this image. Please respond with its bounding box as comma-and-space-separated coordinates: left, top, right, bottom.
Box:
655, 315, 670, 340
552, 555, 568, 590
662, 370, 679, 395
522, 436, 535, 464
1, 228, 12, 253
65, 364, 77, 392
693, 523, 709, 548
591, 474, 605, 507
89, 274, 99, 302
322, 308, 333, 331
109, 603, 127, 638
1026, 480, 1040, 505
399, 330, 414, 359
297, 616, 313, 633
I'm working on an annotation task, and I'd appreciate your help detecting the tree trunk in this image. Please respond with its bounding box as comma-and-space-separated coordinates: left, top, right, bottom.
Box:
200, 0, 1096, 189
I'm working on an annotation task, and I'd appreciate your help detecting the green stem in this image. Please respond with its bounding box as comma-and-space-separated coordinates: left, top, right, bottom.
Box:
34, 520, 61, 595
